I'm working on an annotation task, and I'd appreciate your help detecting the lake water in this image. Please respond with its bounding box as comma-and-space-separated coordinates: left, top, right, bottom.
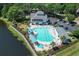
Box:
0, 24, 32, 56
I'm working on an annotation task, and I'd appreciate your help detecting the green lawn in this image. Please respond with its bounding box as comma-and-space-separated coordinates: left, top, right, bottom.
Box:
8, 26, 24, 41
54, 41, 79, 56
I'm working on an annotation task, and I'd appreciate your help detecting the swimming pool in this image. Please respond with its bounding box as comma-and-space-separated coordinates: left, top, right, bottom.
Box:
28, 26, 55, 48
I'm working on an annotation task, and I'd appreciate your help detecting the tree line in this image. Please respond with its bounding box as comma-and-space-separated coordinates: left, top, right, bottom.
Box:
0, 3, 79, 22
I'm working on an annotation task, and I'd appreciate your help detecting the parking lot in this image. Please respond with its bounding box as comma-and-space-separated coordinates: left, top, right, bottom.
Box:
49, 17, 79, 31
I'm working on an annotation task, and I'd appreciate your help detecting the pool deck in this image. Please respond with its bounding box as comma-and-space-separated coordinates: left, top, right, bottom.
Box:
28, 24, 62, 51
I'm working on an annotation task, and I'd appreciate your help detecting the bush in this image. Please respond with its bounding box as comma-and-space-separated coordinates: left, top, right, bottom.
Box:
66, 14, 75, 22
72, 30, 79, 39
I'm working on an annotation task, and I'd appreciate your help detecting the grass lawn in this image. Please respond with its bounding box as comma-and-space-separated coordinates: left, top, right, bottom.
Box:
54, 41, 79, 56
8, 26, 24, 41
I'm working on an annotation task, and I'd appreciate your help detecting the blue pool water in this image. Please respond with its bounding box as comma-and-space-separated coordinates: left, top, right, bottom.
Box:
28, 27, 54, 48
37, 44, 44, 48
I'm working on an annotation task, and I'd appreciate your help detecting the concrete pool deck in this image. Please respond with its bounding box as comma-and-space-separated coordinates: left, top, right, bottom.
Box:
28, 25, 62, 51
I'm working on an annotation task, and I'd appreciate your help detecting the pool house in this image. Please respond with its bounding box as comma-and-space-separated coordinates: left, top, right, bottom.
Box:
30, 11, 49, 25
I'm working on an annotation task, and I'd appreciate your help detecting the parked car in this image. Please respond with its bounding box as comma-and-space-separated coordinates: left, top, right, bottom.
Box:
70, 22, 77, 25
65, 27, 68, 30
47, 20, 51, 25
54, 22, 57, 25
62, 42, 69, 45
59, 25, 63, 27
59, 19, 62, 21
67, 39, 72, 43
63, 20, 67, 23
71, 24, 75, 26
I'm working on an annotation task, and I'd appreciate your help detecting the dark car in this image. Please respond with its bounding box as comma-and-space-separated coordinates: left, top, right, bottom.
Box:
65, 27, 68, 30
70, 22, 77, 25
47, 20, 51, 25
63, 20, 67, 23
59, 19, 62, 21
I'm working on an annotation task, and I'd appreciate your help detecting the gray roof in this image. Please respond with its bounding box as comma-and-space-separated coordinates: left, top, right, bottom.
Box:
55, 27, 70, 39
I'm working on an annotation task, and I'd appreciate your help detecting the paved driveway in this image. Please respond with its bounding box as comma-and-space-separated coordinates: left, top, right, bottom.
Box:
57, 20, 78, 31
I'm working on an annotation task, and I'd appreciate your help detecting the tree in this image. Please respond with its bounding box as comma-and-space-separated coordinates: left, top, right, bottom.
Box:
30, 3, 46, 11
45, 4, 65, 13
66, 14, 75, 22
6, 4, 26, 22
1, 4, 30, 22
1, 4, 13, 18
1, 3, 79, 22
0, 4, 4, 16
64, 4, 77, 14
72, 30, 79, 39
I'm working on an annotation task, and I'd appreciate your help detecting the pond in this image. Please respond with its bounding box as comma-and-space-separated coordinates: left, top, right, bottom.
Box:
0, 24, 32, 56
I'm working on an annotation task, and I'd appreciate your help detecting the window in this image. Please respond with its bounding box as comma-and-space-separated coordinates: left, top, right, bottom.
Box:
37, 14, 45, 16
32, 19, 43, 22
